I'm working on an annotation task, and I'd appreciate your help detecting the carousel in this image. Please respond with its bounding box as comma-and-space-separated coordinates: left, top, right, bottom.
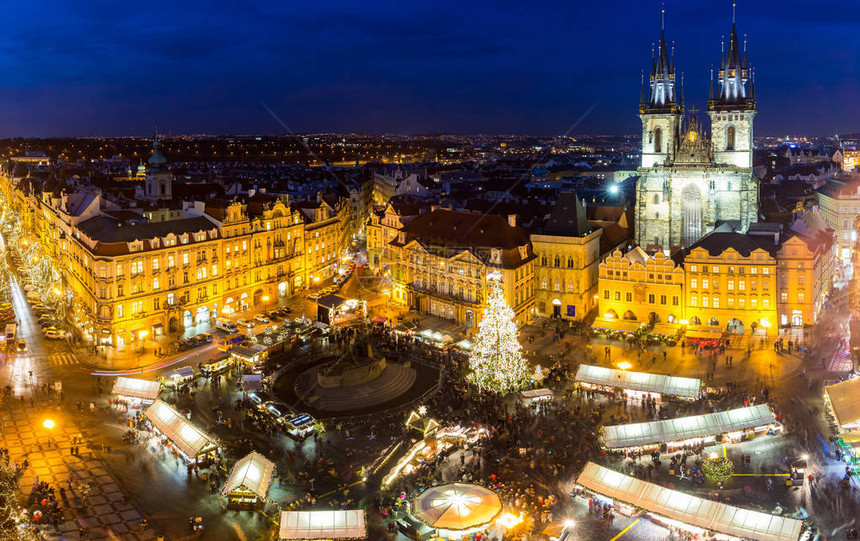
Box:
411, 483, 502, 537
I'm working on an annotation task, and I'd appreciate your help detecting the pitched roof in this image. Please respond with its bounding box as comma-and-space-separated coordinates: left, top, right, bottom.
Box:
77, 215, 216, 244
683, 231, 778, 259
541, 192, 593, 237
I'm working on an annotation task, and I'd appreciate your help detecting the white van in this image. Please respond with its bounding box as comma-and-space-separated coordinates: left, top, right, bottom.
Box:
5, 324, 17, 341
216, 319, 239, 333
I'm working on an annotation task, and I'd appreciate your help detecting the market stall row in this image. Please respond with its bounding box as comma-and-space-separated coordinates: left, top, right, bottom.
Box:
824, 376, 860, 464
576, 462, 808, 541
601, 404, 779, 450
575, 364, 702, 400
144, 399, 219, 462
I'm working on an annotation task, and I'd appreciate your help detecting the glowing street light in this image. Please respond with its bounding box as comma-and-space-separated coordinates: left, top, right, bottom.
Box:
42, 419, 55, 446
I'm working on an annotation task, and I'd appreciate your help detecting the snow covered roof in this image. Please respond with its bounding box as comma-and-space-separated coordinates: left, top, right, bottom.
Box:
144, 400, 218, 459
825, 377, 860, 428
111, 377, 161, 401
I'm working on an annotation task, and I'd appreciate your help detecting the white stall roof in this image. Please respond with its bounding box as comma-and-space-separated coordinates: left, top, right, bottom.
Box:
221, 451, 274, 499
279, 510, 366, 540
825, 377, 860, 428
163, 366, 196, 380
575, 364, 701, 399
602, 405, 776, 449
112, 377, 161, 401
577, 463, 803, 541
144, 400, 218, 459
242, 374, 263, 391
521, 388, 554, 400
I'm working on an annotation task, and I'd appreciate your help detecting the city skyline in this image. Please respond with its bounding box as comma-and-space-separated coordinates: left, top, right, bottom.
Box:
0, 0, 854, 138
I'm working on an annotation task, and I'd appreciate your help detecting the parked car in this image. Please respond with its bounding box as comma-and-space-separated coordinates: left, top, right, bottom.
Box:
263, 401, 292, 420
16, 340, 26, 351
237, 319, 254, 328
195, 333, 213, 343
44, 329, 66, 340
254, 314, 270, 324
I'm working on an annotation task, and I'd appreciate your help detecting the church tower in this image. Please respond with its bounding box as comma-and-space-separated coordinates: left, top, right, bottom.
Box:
144, 132, 172, 201
708, 6, 756, 169
639, 9, 683, 168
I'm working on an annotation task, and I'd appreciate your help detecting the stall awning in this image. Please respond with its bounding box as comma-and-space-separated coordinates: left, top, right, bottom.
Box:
839, 432, 860, 449
231, 346, 260, 360
577, 463, 803, 541
651, 323, 680, 336
221, 451, 274, 499
521, 388, 554, 400
825, 377, 860, 428
317, 294, 346, 309
602, 404, 777, 449
163, 366, 196, 380
575, 364, 702, 399
591, 317, 641, 333
242, 374, 263, 391
278, 510, 366, 540
144, 400, 219, 459
112, 377, 161, 401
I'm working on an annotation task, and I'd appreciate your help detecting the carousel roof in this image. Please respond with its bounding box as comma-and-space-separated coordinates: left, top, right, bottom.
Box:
111, 377, 161, 401
221, 451, 274, 499
411, 483, 502, 531
144, 400, 218, 459
577, 463, 803, 541
278, 510, 366, 540
601, 405, 777, 449
575, 364, 702, 399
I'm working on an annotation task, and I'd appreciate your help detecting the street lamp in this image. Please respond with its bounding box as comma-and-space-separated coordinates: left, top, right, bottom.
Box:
42, 419, 55, 446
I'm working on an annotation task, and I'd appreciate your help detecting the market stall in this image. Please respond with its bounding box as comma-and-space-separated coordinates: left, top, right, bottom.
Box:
684, 328, 725, 348
221, 451, 275, 510
144, 399, 219, 463
241, 374, 263, 393
576, 462, 807, 541
278, 509, 366, 540
650, 323, 681, 345
201, 352, 234, 377
317, 295, 367, 326
520, 388, 554, 404
575, 364, 702, 401
231, 345, 266, 366
601, 404, 779, 451
160, 366, 197, 389
824, 377, 860, 431
283, 413, 316, 439
590, 317, 642, 338
411, 483, 502, 537
111, 377, 161, 405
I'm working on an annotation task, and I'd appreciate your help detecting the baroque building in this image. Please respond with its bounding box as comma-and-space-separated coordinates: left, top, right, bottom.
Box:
635, 14, 759, 250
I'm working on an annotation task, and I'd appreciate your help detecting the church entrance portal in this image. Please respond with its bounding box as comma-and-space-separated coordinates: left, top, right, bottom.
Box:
682, 184, 703, 246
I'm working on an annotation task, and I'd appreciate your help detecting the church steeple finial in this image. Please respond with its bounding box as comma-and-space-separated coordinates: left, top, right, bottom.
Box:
644, 3, 677, 111
732, 1, 736, 24
640, 70, 646, 106
710, 2, 755, 111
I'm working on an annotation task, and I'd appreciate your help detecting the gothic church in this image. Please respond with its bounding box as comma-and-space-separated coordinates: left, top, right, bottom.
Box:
635, 11, 758, 250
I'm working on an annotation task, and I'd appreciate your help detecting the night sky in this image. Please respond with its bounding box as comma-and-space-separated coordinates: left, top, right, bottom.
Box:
0, 0, 856, 137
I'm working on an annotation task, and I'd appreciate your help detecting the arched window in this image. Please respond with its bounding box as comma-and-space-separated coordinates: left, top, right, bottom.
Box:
554, 280, 561, 291
567, 256, 574, 268
726, 125, 735, 150
541, 254, 547, 266
554, 255, 560, 267
541, 277, 548, 290
653, 194, 660, 205
654, 127, 662, 153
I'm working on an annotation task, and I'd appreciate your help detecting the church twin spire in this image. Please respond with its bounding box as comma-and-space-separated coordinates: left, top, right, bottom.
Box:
642, 3, 755, 114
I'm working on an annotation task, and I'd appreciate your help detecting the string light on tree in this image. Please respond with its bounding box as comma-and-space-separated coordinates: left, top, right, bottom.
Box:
467, 273, 529, 395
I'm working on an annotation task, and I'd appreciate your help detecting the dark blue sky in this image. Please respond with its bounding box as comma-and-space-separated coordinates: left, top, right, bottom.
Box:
0, 0, 856, 137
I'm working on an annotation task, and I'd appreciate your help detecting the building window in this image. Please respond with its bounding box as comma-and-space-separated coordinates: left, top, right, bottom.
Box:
152, 258, 159, 271
654, 127, 662, 153
614, 291, 621, 301
713, 279, 719, 289
691, 296, 698, 306
690, 265, 697, 272
728, 298, 734, 308
739, 298, 745, 308
117, 305, 124, 318
660, 295, 667, 305
117, 284, 124, 296
690, 278, 697, 288
762, 281, 769, 291
739, 281, 745, 291
728, 280, 734, 290
703, 297, 709, 308
750, 281, 757, 291
762, 267, 769, 275
182, 253, 189, 265
648, 293, 655, 304
726, 125, 735, 150
167, 293, 175, 306
702, 279, 709, 289
750, 267, 757, 274
798, 293, 805, 303
672, 296, 679, 306
626, 292, 632, 302
751, 298, 758, 308
554, 256, 560, 267
797, 275, 804, 286
780, 291, 788, 303
603, 289, 609, 300
713, 266, 719, 274
543, 277, 549, 290
153, 297, 160, 310
713, 297, 719, 309
763, 298, 770, 309
116, 264, 124, 277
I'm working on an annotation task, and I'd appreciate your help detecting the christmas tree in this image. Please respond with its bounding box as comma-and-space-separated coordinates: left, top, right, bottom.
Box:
468, 276, 529, 394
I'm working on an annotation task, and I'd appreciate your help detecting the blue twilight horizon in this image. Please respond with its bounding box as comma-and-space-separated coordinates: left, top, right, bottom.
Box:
0, 0, 855, 138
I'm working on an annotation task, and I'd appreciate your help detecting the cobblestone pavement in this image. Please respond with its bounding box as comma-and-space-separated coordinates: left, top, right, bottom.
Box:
1, 399, 157, 540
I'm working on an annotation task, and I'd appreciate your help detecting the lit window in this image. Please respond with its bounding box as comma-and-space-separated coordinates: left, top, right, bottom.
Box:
691, 278, 697, 288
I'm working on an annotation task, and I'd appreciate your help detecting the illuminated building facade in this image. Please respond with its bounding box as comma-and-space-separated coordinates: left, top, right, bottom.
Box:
635, 14, 758, 250
388, 209, 536, 330
598, 247, 684, 325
